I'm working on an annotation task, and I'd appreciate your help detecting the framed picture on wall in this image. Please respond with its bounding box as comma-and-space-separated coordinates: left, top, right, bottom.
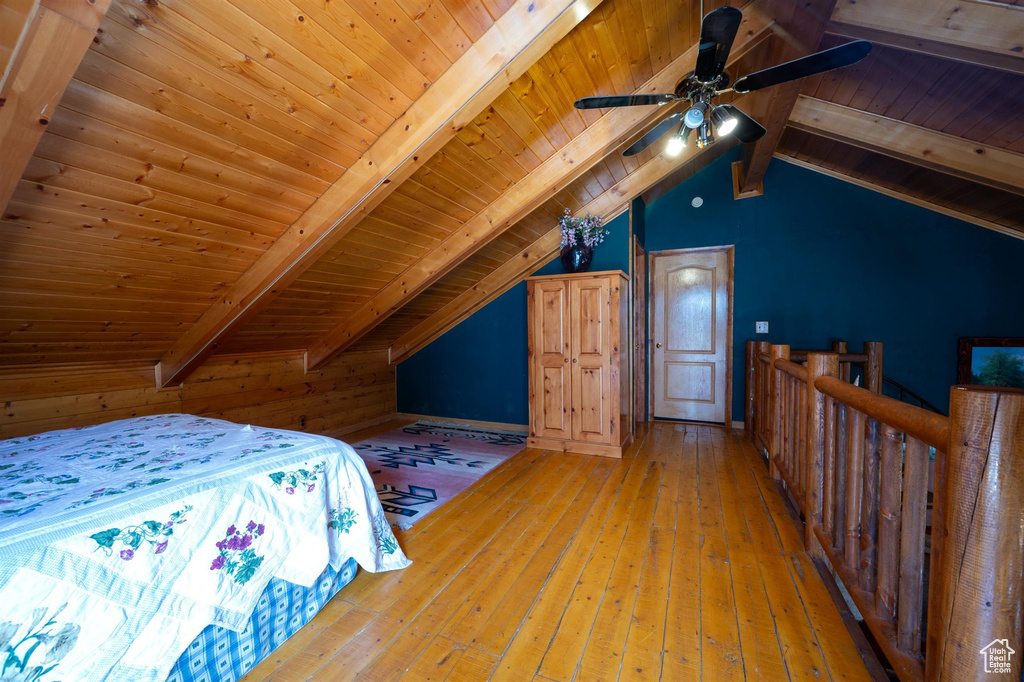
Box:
957, 338, 1024, 389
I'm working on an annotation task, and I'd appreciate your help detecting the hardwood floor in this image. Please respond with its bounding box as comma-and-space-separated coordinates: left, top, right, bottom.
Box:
243, 422, 874, 681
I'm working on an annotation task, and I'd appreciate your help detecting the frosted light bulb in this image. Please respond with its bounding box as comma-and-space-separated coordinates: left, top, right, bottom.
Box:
665, 135, 685, 156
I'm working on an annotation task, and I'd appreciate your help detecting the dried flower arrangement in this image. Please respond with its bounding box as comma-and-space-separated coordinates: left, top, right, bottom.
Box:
558, 209, 608, 249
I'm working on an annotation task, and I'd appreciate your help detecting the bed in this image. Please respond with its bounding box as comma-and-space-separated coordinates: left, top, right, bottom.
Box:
0, 414, 410, 681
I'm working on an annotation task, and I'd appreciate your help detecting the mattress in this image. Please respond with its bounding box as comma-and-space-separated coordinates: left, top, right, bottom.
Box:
0, 414, 409, 681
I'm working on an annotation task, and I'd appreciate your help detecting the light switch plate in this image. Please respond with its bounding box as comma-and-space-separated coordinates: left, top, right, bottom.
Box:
755, 321, 769, 334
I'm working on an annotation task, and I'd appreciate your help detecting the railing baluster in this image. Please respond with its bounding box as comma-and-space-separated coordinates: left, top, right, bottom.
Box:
859, 417, 881, 593
898, 437, 929, 656
769, 345, 789, 481
822, 395, 836, 540
746, 341, 756, 437
779, 375, 787, 479
760, 354, 770, 451
875, 424, 902, 621
797, 380, 806, 498
845, 409, 865, 574
835, 402, 848, 555
792, 376, 798, 488
783, 375, 792, 482
797, 377, 804, 499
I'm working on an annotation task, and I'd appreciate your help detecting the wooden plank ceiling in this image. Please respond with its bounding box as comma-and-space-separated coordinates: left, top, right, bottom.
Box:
1, 0, 516, 365
1, 0, 1022, 374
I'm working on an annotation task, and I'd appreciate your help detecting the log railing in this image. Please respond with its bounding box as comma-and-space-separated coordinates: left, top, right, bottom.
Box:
746, 341, 1024, 681
775, 355, 808, 502
747, 340, 882, 500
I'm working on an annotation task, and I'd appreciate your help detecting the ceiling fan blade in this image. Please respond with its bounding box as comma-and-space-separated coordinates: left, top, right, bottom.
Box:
622, 113, 683, 157
694, 6, 743, 83
719, 104, 766, 143
574, 94, 676, 110
732, 40, 872, 94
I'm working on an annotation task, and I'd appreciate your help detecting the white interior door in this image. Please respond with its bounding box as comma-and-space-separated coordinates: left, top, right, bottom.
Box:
651, 249, 730, 422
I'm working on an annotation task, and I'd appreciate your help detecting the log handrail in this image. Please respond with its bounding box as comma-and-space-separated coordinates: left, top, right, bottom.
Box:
774, 358, 809, 382
814, 375, 949, 452
790, 351, 868, 364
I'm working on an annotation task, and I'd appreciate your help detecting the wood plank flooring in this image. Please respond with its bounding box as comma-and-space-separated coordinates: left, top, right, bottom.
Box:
243, 422, 874, 681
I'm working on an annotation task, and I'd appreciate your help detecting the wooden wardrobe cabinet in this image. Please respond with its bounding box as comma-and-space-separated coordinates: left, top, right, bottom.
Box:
527, 270, 632, 458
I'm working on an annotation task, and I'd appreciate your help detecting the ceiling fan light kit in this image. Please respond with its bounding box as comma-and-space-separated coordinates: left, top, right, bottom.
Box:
697, 123, 715, 149
665, 125, 693, 157
666, 135, 686, 157
684, 101, 708, 129
573, 6, 872, 158
711, 106, 737, 136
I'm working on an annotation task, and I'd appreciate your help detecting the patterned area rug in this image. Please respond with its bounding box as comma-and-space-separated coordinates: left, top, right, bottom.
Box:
351, 421, 527, 529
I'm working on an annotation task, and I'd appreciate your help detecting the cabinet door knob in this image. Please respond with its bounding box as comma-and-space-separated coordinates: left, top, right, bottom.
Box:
564, 358, 569, 363
656, 342, 662, 348
572, 358, 578, 363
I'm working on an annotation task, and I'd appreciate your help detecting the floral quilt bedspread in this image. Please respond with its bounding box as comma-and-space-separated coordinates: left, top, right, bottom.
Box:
0, 414, 410, 681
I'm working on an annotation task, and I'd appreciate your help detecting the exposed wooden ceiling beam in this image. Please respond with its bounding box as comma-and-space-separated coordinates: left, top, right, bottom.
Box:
0, 1, 36, 87
0, 0, 113, 214
735, 0, 837, 195
154, 0, 604, 388
389, 135, 734, 363
829, 0, 1024, 75
788, 95, 1024, 196
824, 19, 1024, 76
304, 7, 776, 371
775, 152, 1023, 241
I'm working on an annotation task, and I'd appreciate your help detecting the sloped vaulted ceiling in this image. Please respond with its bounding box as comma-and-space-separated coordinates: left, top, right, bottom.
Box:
1, 0, 1022, 376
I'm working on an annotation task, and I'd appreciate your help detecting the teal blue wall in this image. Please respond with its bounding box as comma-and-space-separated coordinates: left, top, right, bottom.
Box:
398, 149, 1024, 423
396, 211, 632, 424
644, 149, 1024, 416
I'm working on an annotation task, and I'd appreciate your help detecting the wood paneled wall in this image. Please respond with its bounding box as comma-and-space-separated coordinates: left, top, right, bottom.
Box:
0, 349, 394, 440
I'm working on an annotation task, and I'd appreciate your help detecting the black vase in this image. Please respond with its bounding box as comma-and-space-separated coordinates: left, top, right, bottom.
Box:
560, 244, 594, 273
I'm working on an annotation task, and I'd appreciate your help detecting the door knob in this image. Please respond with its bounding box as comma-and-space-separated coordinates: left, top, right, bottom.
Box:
656, 342, 662, 348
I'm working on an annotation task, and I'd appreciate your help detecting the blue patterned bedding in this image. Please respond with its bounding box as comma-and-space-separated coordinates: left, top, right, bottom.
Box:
166, 557, 358, 682
0, 415, 409, 681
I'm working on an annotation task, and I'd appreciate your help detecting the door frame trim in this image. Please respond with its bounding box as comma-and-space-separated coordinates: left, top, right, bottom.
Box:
631, 234, 647, 423
647, 245, 735, 426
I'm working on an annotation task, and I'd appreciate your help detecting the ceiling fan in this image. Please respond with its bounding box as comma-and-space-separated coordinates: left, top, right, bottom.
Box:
574, 6, 872, 157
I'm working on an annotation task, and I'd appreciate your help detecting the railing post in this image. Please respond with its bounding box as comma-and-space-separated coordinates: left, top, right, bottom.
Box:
768, 344, 790, 480
754, 341, 771, 453
805, 352, 838, 558
832, 340, 850, 382
925, 386, 1024, 681
864, 341, 883, 394
746, 341, 756, 437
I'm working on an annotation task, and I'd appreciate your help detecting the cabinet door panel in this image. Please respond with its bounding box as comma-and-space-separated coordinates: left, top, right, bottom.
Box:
530, 280, 571, 439
571, 277, 612, 442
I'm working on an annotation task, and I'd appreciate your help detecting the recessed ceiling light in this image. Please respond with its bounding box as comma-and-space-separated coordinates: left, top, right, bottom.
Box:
691, 197, 703, 208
